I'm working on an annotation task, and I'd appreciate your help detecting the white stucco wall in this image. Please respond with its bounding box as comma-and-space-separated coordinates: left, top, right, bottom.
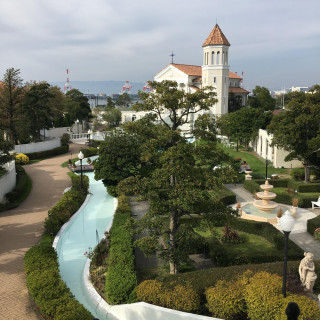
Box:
40, 127, 70, 139
0, 161, 16, 203
14, 138, 61, 154
254, 129, 303, 168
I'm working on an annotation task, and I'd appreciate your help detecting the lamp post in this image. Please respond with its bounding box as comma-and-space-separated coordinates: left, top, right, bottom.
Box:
279, 210, 295, 298
87, 129, 92, 146
78, 151, 84, 188
265, 159, 269, 180
236, 129, 239, 152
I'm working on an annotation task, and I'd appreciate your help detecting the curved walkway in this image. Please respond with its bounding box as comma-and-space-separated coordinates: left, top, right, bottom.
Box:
0, 144, 82, 319
225, 183, 320, 260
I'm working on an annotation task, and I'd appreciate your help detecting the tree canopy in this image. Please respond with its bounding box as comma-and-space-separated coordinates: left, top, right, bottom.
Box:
217, 107, 272, 149
97, 80, 236, 274
267, 85, 320, 182
248, 86, 276, 111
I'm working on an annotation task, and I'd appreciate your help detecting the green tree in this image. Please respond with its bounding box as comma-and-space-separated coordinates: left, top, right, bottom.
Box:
268, 85, 320, 182
115, 80, 236, 274
116, 92, 132, 108
248, 86, 276, 111
217, 107, 272, 149
94, 131, 144, 193
63, 89, 92, 122
20, 82, 54, 142
0, 68, 24, 144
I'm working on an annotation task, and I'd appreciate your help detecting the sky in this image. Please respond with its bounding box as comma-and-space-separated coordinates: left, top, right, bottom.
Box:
0, 0, 319, 92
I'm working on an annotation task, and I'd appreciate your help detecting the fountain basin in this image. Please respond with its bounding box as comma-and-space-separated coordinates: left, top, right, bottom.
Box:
253, 200, 278, 212
241, 203, 288, 223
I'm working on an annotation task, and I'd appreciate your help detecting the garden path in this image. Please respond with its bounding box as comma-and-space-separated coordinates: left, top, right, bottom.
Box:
0, 143, 82, 319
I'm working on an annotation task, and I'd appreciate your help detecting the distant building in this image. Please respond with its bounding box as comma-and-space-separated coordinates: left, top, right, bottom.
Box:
122, 25, 249, 129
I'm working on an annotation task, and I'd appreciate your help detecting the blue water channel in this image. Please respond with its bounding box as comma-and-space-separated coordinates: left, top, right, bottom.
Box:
55, 172, 114, 319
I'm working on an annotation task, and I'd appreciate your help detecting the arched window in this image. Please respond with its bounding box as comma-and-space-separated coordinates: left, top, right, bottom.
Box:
132, 114, 136, 122
212, 51, 215, 65
217, 51, 220, 64
225, 51, 228, 65
222, 51, 224, 64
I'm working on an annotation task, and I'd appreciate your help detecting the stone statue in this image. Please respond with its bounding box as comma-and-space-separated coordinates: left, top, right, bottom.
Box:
299, 252, 317, 293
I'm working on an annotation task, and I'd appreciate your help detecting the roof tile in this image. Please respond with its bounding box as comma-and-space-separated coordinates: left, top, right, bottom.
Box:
202, 24, 230, 47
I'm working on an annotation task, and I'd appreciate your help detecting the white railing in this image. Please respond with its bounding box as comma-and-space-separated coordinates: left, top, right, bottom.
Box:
0, 161, 16, 203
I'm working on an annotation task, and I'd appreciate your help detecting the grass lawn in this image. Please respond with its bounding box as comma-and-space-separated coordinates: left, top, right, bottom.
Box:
221, 144, 292, 178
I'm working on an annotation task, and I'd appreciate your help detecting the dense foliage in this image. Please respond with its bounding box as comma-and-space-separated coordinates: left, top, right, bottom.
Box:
113, 80, 237, 274
44, 174, 89, 235
207, 271, 320, 320
267, 84, 320, 182
0, 68, 92, 144
105, 195, 137, 304
25, 145, 69, 160
24, 236, 93, 320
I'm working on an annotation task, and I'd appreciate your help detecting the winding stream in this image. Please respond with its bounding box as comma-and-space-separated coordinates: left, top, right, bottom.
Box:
55, 172, 114, 319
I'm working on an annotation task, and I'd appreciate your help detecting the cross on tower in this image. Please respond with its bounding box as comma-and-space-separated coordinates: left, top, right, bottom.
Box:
170, 51, 175, 63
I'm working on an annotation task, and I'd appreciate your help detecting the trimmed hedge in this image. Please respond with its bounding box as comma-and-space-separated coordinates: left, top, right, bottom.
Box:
219, 186, 237, 205
44, 174, 89, 236
1, 165, 32, 212
105, 194, 137, 304
288, 180, 320, 193
307, 214, 320, 236
244, 179, 320, 208
26, 145, 69, 160
206, 271, 320, 320
162, 260, 320, 297
80, 147, 99, 158
136, 280, 200, 313
24, 236, 93, 320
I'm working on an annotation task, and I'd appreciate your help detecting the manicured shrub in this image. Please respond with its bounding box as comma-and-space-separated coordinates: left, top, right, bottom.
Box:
136, 280, 200, 313
105, 195, 137, 304
290, 168, 305, 181
206, 278, 247, 320
60, 133, 70, 146
4, 164, 30, 204
44, 174, 88, 236
277, 294, 320, 320
218, 186, 237, 205
15, 153, 29, 164
307, 215, 320, 236
245, 271, 283, 320
25, 238, 93, 319
80, 147, 99, 158
288, 179, 320, 193
26, 145, 69, 160
243, 179, 260, 194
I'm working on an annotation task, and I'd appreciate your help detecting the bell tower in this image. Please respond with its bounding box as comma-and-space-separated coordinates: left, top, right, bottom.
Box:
202, 24, 230, 116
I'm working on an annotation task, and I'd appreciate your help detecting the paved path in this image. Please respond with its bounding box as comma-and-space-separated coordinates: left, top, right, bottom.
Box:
225, 183, 320, 261
0, 144, 82, 319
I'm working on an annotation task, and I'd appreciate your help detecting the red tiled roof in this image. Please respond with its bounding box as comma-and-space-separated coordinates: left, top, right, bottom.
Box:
171, 64, 202, 76
155, 64, 242, 82
229, 71, 241, 79
193, 77, 202, 82
202, 24, 230, 47
229, 87, 250, 93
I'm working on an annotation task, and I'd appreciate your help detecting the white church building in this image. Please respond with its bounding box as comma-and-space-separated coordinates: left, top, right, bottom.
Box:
122, 24, 249, 131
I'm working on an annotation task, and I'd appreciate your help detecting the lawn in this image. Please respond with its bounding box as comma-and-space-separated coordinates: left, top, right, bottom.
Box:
221, 144, 292, 178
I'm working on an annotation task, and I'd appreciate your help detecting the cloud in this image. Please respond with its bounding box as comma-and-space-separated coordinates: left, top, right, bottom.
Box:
0, 0, 319, 90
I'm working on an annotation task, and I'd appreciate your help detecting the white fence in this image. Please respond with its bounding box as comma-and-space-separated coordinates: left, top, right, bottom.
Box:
0, 161, 16, 203
14, 138, 61, 154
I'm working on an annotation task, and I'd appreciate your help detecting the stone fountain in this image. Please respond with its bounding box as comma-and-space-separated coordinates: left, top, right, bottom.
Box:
253, 180, 278, 212
240, 180, 283, 224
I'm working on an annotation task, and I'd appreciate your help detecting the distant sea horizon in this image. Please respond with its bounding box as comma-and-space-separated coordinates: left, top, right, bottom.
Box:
49, 80, 146, 95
